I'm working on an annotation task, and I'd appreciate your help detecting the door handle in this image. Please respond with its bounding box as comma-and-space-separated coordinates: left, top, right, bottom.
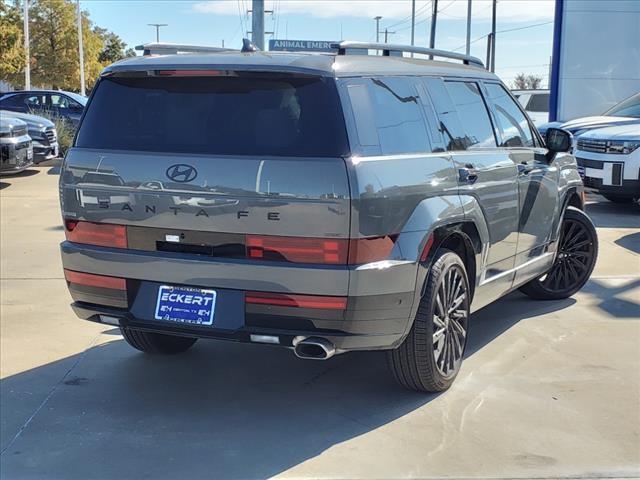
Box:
458, 167, 478, 184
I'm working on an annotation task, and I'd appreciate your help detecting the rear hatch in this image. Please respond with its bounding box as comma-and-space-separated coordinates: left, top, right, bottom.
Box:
61, 70, 352, 261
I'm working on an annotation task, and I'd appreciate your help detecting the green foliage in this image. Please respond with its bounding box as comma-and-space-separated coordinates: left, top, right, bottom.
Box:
33, 108, 75, 156
0, 0, 136, 91
0, 0, 26, 80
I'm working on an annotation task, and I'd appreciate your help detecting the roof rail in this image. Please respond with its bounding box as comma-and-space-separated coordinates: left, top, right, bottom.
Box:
331, 41, 485, 68
135, 43, 238, 56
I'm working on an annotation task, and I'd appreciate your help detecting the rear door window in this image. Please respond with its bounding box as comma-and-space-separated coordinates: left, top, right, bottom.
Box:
76, 74, 349, 157
444, 81, 497, 149
485, 83, 535, 147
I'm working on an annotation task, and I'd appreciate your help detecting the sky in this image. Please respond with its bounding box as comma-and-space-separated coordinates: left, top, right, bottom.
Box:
81, 0, 556, 88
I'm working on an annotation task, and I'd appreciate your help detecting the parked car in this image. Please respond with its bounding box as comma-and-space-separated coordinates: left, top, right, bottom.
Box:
59, 41, 598, 393
512, 89, 549, 126
0, 116, 33, 175
0, 89, 87, 127
574, 122, 640, 203
539, 91, 640, 137
1, 110, 58, 162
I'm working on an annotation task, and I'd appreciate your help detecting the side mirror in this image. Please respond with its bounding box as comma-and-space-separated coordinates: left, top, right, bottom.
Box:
545, 128, 572, 153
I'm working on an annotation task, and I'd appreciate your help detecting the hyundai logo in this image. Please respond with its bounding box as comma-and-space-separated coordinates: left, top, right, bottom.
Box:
166, 164, 198, 183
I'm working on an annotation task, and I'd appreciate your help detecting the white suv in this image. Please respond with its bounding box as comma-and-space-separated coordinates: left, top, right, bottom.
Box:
575, 122, 640, 203
512, 89, 549, 126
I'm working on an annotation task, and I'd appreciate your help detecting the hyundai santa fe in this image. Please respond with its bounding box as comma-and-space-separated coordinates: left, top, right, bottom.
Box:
59, 41, 598, 392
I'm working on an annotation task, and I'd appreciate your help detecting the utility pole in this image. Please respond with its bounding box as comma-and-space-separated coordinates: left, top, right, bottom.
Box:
384, 28, 396, 43
429, 0, 438, 49
410, 0, 416, 47
76, 0, 85, 96
251, 0, 265, 50
148, 23, 168, 43
486, 32, 493, 71
374, 16, 382, 43
490, 0, 496, 72
23, 0, 30, 90
465, 0, 472, 56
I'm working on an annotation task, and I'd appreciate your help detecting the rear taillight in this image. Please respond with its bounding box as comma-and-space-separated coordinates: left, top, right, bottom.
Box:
348, 235, 398, 264
245, 234, 397, 265
64, 220, 127, 248
64, 269, 127, 290
246, 235, 349, 264
246, 292, 347, 310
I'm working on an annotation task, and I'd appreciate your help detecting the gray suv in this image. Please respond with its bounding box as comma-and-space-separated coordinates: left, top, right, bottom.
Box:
59, 41, 598, 392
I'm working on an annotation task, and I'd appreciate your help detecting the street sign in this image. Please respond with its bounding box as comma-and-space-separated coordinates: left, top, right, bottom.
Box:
268, 39, 337, 52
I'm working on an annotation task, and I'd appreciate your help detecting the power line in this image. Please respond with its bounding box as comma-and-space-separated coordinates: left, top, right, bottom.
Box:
385, 1, 431, 30
451, 20, 554, 52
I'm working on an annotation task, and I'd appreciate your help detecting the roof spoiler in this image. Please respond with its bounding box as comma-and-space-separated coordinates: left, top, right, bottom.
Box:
330, 41, 485, 68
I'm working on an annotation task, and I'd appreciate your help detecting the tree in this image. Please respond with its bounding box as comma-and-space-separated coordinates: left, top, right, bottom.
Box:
28, 0, 103, 90
0, 0, 26, 82
512, 73, 544, 90
96, 28, 135, 64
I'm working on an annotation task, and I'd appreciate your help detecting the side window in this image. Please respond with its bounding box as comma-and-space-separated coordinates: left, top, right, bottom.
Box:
485, 83, 535, 148
368, 77, 432, 155
444, 81, 497, 149
526, 93, 549, 113
25, 95, 43, 108
0, 94, 24, 108
423, 78, 468, 151
346, 83, 379, 147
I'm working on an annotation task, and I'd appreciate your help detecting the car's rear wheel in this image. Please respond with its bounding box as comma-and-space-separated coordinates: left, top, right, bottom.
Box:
387, 249, 470, 392
519, 207, 598, 300
121, 327, 197, 354
603, 194, 635, 204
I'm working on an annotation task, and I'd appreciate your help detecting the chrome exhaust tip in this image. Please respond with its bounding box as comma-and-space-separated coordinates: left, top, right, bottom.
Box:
293, 337, 336, 360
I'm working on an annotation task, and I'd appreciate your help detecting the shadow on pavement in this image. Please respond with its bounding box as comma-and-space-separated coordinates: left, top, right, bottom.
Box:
586, 199, 640, 229
1, 168, 40, 179
615, 231, 640, 254
0, 182, 10, 190
581, 278, 640, 319
0, 292, 576, 479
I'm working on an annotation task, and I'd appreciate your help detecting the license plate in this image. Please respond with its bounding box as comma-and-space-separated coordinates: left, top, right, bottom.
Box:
154, 285, 217, 326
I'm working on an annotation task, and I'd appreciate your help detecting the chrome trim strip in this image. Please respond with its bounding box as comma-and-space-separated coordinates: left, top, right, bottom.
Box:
479, 252, 554, 286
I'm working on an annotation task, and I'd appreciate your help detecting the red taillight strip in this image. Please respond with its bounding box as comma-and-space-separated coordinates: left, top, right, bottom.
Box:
246, 292, 347, 310
64, 269, 127, 290
420, 233, 435, 262
65, 220, 127, 248
157, 69, 223, 76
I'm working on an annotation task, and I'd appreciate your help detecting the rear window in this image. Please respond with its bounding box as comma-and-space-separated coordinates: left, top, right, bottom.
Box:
526, 93, 549, 113
76, 74, 349, 157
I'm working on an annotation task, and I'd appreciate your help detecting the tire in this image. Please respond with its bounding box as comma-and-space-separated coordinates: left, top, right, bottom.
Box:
387, 249, 470, 393
120, 327, 197, 354
519, 207, 598, 300
602, 195, 635, 204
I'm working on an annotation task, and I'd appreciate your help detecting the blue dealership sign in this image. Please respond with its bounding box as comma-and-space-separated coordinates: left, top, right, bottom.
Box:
269, 39, 337, 52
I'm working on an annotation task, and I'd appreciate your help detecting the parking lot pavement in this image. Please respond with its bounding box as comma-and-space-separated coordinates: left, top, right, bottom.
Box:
1, 165, 639, 480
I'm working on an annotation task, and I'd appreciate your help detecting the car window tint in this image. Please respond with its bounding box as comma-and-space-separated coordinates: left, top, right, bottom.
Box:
368, 77, 432, 155
444, 81, 497, 149
423, 78, 468, 151
76, 75, 350, 157
346, 83, 379, 147
0, 94, 24, 108
526, 93, 549, 113
485, 83, 534, 147
25, 95, 43, 107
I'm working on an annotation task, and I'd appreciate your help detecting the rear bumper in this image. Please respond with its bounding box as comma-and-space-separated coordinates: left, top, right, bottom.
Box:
61, 241, 420, 352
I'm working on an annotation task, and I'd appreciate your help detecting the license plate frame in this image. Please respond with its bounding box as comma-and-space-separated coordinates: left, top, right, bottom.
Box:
154, 285, 217, 326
